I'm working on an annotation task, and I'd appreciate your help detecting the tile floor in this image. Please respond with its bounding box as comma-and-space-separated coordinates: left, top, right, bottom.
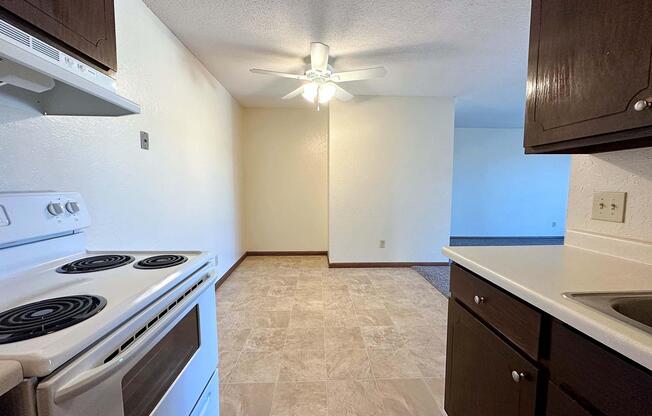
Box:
216, 255, 448, 416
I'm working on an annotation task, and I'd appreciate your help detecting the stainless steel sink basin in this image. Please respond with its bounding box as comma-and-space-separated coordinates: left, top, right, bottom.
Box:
565, 292, 652, 335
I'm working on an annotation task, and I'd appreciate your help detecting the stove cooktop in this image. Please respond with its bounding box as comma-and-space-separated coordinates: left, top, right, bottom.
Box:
134, 254, 188, 270
0, 250, 211, 377
56, 254, 189, 273
0, 295, 106, 344
56, 255, 135, 274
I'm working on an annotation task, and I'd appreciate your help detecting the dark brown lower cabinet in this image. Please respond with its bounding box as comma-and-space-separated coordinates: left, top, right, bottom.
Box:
447, 263, 652, 416
545, 383, 592, 416
445, 300, 539, 416
549, 321, 652, 416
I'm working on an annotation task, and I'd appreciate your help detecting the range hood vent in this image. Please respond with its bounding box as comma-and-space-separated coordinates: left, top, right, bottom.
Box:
0, 19, 140, 117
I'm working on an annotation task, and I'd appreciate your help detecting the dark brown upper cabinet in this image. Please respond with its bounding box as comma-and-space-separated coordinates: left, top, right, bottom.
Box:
0, 0, 117, 71
524, 0, 652, 153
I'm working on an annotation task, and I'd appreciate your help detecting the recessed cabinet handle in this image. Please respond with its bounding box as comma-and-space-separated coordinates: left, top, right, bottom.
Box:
473, 295, 485, 305
511, 370, 526, 383
634, 99, 652, 112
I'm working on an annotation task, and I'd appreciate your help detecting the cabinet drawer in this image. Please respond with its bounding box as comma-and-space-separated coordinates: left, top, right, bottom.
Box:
445, 300, 539, 416
549, 320, 652, 416
545, 383, 592, 416
450, 264, 542, 359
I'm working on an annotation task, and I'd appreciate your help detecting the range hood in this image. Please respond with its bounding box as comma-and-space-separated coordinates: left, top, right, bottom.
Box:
0, 19, 140, 117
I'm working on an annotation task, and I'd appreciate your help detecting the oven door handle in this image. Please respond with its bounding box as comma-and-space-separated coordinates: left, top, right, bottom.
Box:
194, 388, 213, 416
53, 300, 189, 404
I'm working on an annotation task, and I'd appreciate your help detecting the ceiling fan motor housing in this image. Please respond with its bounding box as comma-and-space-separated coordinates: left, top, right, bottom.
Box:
305, 64, 334, 83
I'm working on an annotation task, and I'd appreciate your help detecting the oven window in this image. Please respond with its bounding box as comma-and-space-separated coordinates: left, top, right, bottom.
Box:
122, 306, 200, 416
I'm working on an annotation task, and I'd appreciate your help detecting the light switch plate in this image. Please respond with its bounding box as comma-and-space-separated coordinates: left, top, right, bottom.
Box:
592, 192, 626, 223
140, 131, 150, 150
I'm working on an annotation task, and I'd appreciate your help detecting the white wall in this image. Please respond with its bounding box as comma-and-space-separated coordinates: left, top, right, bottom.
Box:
567, 148, 652, 244
328, 96, 455, 263
0, 0, 245, 277
242, 108, 328, 251
451, 128, 570, 237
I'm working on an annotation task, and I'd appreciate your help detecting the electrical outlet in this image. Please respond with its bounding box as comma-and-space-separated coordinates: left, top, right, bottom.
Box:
140, 131, 150, 150
379, 240, 386, 248
592, 192, 626, 223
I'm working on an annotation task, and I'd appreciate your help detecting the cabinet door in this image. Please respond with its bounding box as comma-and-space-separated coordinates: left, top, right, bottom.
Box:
525, 0, 652, 153
546, 383, 593, 416
445, 300, 538, 416
0, 0, 116, 70
549, 320, 652, 416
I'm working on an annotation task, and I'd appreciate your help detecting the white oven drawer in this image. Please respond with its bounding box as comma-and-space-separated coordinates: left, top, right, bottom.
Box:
36, 269, 218, 416
189, 371, 218, 416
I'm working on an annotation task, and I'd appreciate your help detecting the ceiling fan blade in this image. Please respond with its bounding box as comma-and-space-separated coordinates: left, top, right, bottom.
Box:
331, 67, 387, 82
310, 42, 329, 71
250, 68, 307, 80
333, 84, 354, 101
282, 85, 305, 100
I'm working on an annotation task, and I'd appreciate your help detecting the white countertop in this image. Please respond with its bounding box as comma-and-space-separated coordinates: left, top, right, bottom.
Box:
0, 360, 22, 396
442, 245, 652, 370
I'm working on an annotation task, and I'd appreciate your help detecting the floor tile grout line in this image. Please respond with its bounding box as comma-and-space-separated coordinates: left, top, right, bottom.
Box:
217, 256, 447, 414
219, 347, 244, 385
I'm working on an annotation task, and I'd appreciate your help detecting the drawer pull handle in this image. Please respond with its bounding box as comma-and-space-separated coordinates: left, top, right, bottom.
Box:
634, 99, 652, 112
473, 295, 485, 305
511, 370, 526, 383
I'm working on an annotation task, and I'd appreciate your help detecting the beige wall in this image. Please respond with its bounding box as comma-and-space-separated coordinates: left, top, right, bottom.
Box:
0, 0, 245, 278
567, 148, 652, 244
328, 96, 455, 263
242, 108, 328, 251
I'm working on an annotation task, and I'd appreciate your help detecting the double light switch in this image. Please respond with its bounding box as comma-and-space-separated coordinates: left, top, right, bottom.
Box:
592, 192, 627, 223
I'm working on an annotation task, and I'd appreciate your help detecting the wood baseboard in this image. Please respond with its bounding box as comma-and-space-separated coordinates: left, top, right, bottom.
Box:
247, 251, 328, 256
217, 252, 447, 286
215, 252, 247, 289
216, 251, 329, 289
328, 261, 449, 268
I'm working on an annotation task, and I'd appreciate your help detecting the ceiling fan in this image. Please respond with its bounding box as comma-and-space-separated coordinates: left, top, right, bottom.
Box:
250, 42, 387, 110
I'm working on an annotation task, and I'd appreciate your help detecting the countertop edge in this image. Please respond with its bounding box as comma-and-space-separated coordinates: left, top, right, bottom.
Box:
442, 246, 652, 371
0, 360, 23, 397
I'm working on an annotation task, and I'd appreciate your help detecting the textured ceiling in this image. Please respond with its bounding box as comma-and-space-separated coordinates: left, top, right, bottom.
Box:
143, 0, 531, 127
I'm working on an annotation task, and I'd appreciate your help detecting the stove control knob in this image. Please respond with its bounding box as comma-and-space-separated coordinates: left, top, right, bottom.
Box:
47, 202, 64, 216
65, 201, 80, 214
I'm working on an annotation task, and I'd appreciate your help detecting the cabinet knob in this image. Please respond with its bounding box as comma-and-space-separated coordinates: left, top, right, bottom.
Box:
511, 370, 526, 383
473, 295, 485, 305
634, 99, 652, 112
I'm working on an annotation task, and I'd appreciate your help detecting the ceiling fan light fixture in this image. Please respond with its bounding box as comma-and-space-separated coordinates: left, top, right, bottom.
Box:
302, 82, 318, 102
318, 82, 336, 104
250, 42, 386, 108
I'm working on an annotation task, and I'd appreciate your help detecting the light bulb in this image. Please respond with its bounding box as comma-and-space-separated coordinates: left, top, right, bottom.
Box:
318, 82, 336, 103
302, 83, 318, 102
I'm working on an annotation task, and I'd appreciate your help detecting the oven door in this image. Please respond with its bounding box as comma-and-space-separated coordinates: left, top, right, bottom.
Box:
36, 271, 218, 416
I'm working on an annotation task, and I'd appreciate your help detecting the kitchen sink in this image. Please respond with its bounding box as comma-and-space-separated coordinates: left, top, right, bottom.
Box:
565, 292, 652, 335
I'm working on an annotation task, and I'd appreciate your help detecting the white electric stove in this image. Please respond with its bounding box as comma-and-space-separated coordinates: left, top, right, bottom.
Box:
0, 192, 219, 416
